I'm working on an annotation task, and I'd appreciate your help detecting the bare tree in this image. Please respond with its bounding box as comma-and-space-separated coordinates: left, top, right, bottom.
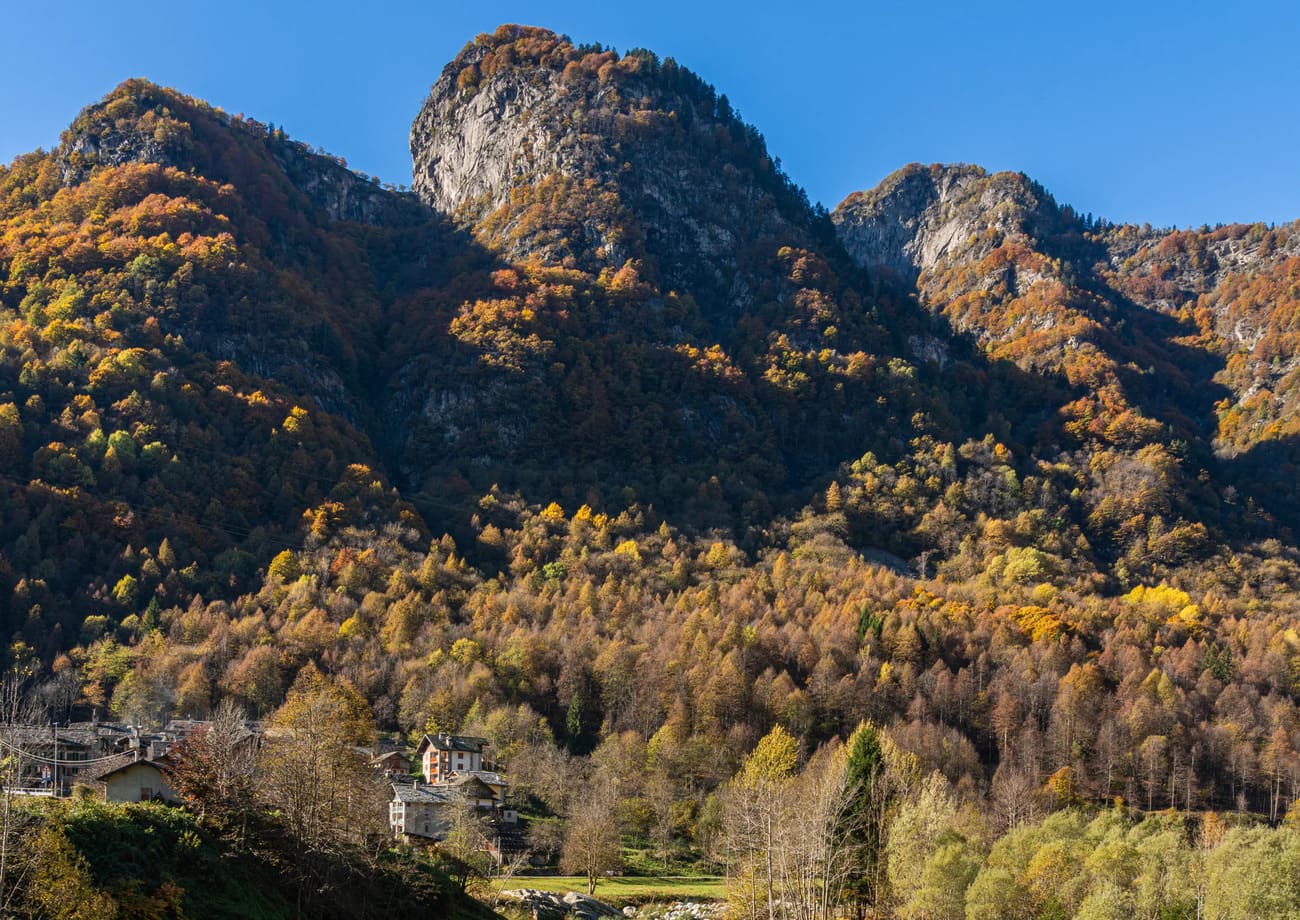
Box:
491, 847, 534, 909
256, 666, 385, 916
774, 743, 862, 920
722, 729, 794, 920
0, 671, 43, 915
990, 762, 1040, 832
646, 771, 678, 871
560, 786, 622, 896
723, 725, 915, 920
169, 699, 259, 845
441, 786, 494, 894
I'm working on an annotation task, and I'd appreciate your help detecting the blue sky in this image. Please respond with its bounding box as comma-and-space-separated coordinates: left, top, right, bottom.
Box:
2, 0, 1297, 228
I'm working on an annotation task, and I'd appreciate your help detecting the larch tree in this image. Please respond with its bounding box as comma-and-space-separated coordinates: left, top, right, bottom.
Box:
724, 724, 798, 920
258, 663, 384, 854
885, 771, 960, 917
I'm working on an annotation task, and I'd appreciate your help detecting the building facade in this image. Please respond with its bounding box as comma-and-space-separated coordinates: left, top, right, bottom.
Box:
415, 733, 488, 784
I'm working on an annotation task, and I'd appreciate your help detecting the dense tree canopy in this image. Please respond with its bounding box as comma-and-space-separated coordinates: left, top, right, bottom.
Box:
0, 30, 1298, 918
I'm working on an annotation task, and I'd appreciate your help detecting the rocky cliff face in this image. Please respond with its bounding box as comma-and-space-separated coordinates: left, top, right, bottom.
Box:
410, 40, 575, 217
409, 26, 824, 323
270, 144, 417, 226
833, 163, 1061, 282
386, 27, 957, 519
833, 162, 1111, 381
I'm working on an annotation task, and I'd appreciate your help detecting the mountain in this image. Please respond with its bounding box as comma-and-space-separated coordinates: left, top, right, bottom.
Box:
1, 24, 1299, 831
390, 25, 955, 528
410, 26, 823, 314
834, 162, 1300, 529
0, 79, 428, 659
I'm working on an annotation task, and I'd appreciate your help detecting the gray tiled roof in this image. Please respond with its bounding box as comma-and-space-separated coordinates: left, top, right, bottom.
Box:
0, 723, 134, 750
419, 733, 487, 753
452, 770, 506, 787
391, 782, 455, 805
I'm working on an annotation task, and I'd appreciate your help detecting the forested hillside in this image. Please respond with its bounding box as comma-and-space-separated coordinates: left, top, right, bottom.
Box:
1, 24, 1299, 915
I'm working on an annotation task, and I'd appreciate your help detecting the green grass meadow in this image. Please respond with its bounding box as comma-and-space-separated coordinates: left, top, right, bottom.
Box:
494, 875, 726, 903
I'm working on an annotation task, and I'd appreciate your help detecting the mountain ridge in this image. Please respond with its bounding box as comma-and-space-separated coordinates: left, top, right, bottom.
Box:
4, 36, 1298, 604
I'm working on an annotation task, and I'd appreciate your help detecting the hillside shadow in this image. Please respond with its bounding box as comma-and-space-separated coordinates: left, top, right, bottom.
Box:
1219, 435, 1300, 540
1046, 233, 1300, 535
246, 136, 1291, 562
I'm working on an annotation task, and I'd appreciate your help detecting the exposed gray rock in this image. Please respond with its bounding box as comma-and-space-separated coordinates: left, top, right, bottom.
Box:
59, 80, 416, 228
498, 888, 621, 920
562, 890, 623, 918
408, 29, 820, 321
411, 43, 577, 217
634, 903, 725, 920
57, 104, 191, 185
271, 145, 410, 226
832, 163, 1054, 282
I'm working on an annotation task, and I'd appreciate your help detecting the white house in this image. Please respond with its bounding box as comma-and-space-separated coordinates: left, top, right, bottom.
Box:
414, 733, 489, 784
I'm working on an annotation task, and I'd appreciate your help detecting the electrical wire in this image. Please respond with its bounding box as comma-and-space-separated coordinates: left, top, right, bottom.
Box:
0, 732, 141, 767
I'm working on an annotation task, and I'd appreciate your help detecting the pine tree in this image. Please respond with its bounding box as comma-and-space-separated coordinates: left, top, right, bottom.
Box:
841, 721, 886, 918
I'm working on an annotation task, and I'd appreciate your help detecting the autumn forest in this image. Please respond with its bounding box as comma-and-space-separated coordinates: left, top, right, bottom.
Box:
1, 23, 1299, 920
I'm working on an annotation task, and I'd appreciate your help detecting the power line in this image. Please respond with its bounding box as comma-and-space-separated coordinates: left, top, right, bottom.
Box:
0, 733, 138, 767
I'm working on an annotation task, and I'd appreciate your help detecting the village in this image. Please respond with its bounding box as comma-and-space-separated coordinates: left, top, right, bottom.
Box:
0, 718, 525, 863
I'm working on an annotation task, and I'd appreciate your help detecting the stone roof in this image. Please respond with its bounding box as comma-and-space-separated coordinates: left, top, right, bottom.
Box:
77, 751, 138, 782
418, 733, 488, 754
391, 782, 455, 805
370, 750, 410, 763
78, 753, 174, 788
0, 723, 139, 751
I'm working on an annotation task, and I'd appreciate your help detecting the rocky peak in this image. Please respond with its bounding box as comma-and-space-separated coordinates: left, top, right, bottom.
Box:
408, 25, 822, 317
833, 163, 1059, 280
58, 79, 413, 227
57, 79, 196, 185
409, 27, 577, 217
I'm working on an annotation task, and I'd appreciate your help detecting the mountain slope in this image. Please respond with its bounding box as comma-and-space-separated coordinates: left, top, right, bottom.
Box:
389, 25, 974, 528
411, 25, 827, 317
833, 163, 1300, 536
0, 79, 440, 655
4, 44, 1299, 657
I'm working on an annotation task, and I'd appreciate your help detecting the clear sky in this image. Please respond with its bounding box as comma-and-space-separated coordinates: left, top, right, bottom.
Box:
2, 0, 1297, 228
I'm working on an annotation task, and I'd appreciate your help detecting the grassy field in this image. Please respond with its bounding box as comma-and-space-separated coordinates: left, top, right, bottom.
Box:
494, 875, 726, 903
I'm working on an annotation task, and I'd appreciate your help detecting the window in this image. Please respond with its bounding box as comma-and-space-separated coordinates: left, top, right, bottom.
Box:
139, 786, 152, 801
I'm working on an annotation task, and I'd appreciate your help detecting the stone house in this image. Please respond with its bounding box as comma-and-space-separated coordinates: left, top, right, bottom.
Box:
389, 781, 454, 842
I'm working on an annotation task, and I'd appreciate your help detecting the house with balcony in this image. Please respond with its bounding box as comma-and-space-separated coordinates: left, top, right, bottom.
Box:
388, 735, 519, 854
414, 733, 489, 784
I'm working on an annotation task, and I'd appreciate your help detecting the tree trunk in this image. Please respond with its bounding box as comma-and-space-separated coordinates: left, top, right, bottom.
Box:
765, 813, 776, 920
